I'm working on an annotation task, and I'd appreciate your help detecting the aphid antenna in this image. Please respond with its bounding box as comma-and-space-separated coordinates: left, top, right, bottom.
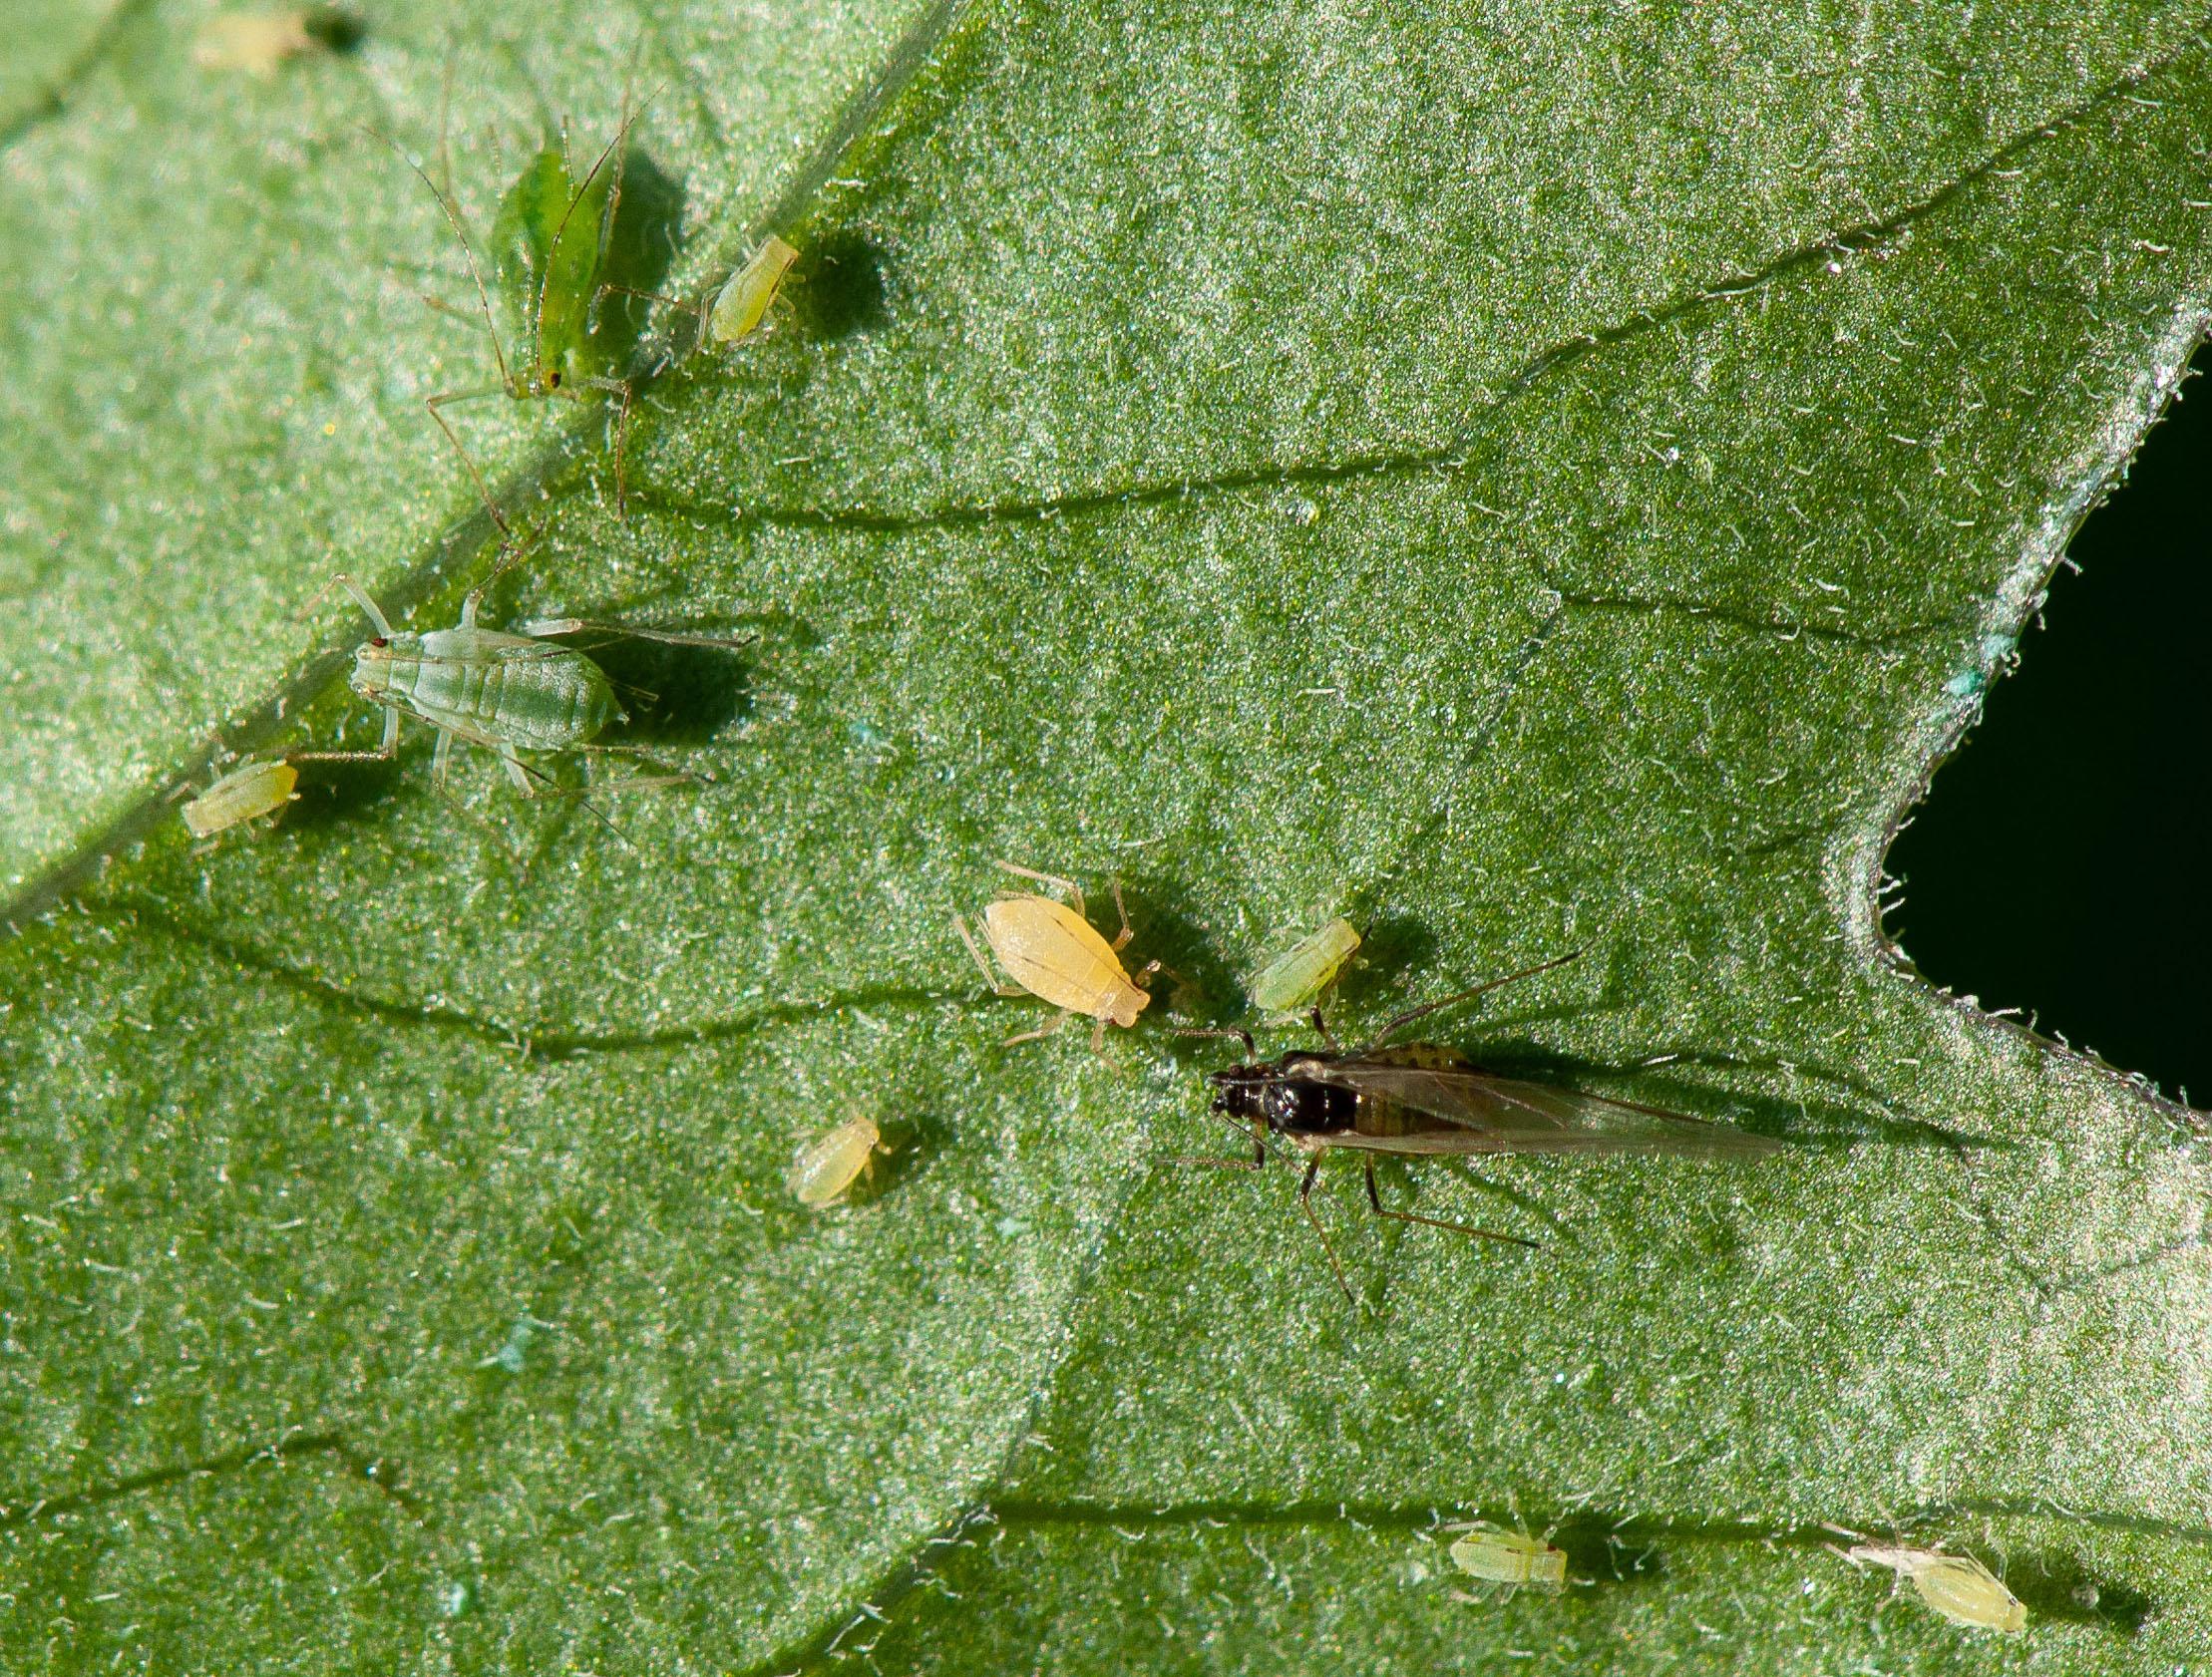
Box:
1357, 948, 1587, 1052
1173, 1024, 1256, 1056
374, 126, 516, 396
305, 570, 395, 640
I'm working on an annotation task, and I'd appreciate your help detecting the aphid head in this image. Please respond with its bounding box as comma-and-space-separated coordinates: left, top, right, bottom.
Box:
346, 633, 406, 702
1106, 981, 1153, 1030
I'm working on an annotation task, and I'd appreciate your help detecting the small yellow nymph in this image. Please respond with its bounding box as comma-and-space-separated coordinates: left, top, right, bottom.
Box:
181, 758, 299, 838
786, 1115, 888, 1208
1446, 1520, 1568, 1594
709, 235, 800, 346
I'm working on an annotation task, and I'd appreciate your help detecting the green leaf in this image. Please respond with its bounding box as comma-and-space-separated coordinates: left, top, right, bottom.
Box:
3, 0, 2210, 1672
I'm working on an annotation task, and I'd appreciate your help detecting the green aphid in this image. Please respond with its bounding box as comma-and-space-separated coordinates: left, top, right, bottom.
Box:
1249, 916, 1361, 1015
406, 111, 644, 523
298, 566, 742, 801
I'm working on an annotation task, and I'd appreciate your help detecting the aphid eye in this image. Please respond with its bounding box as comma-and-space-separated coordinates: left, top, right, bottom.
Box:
546, 370, 562, 390
369, 635, 389, 648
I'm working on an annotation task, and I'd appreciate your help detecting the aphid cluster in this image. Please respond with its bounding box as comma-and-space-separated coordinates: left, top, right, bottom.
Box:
171, 57, 1792, 1310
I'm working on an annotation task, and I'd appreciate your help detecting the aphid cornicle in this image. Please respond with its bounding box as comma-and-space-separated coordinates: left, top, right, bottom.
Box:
1447, 1521, 1569, 1593
954, 861, 1161, 1054
1250, 916, 1361, 1015
1844, 1543, 2027, 1634
1193, 951, 1784, 1301
296, 565, 743, 802
787, 1116, 887, 1208
181, 758, 299, 838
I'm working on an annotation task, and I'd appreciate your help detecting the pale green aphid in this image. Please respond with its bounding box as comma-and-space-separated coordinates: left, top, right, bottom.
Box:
709, 234, 799, 345
1844, 1543, 2027, 1634
299, 570, 738, 798
1446, 1521, 1568, 1593
1249, 916, 1361, 1014
786, 1115, 887, 1208
182, 757, 298, 838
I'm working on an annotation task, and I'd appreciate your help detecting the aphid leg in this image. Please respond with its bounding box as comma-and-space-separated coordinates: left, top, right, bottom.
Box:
1294, 1157, 1357, 1306
434, 727, 462, 786
1107, 878, 1135, 951
1173, 1025, 1258, 1055
953, 914, 1027, 998
1364, 950, 1586, 1050
1002, 1010, 1072, 1048
291, 702, 401, 765
518, 616, 757, 652
993, 859, 1085, 917
1362, 1160, 1536, 1248
1308, 1004, 1343, 1054
424, 387, 519, 538
569, 372, 636, 516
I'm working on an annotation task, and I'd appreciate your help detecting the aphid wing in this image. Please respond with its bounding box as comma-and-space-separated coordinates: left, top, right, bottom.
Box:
1306, 1061, 1783, 1158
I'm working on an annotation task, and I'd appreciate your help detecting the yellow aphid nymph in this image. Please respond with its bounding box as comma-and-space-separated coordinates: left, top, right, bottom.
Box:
1250, 916, 1361, 1014
955, 860, 1161, 1053
710, 235, 800, 346
182, 758, 298, 838
786, 1115, 885, 1208
1447, 1521, 1568, 1592
1844, 1543, 2027, 1634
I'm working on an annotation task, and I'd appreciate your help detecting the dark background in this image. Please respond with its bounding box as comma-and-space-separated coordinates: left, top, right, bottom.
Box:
1886, 346, 2212, 1105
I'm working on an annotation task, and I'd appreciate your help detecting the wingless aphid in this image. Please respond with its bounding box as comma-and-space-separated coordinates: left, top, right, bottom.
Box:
297, 566, 743, 804
402, 92, 647, 524
787, 1115, 889, 1208
955, 861, 1161, 1054
1843, 1543, 2028, 1634
1447, 1521, 1569, 1594
1250, 915, 1361, 1015
708, 234, 799, 346
181, 757, 299, 838
604, 232, 799, 356
1194, 951, 1784, 1300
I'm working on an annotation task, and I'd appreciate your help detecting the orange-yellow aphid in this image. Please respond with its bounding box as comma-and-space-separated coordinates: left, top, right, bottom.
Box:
1844, 1543, 2027, 1634
1447, 1521, 1568, 1593
1250, 916, 1361, 1015
786, 1115, 886, 1208
182, 758, 298, 838
709, 235, 800, 346
954, 860, 1160, 1053
190, 8, 348, 76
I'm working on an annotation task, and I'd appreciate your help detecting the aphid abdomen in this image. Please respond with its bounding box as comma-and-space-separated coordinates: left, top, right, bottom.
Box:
982, 897, 1143, 1022
397, 629, 620, 751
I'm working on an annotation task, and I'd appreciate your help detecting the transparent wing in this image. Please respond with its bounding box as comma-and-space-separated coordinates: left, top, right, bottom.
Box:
1304, 1062, 1784, 1159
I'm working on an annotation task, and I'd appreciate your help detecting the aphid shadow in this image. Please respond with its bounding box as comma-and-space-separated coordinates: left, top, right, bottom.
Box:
2007, 1548, 2152, 1633
303, 6, 368, 55
841, 1114, 941, 1205
1548, 1516, 1670, 1589
280, 755, 406, 831
1109, 874, 1242, 1029
798, 231, 892, 341
590, 635, 756, 747
590, 144, 687, 365
1331, 911, 1437, 1013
